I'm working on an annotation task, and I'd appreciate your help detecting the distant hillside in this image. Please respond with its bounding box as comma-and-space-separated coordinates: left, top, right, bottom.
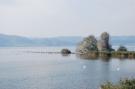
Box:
0, 34, 82, 47
0, 34, 135, 47
0, 34, 34, 46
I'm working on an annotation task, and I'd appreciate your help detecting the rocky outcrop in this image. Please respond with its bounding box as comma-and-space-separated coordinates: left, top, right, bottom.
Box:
97, 32, 113, 51
76, 35, 98, 54
61, 49, 71, 54
76, 32, 114, 54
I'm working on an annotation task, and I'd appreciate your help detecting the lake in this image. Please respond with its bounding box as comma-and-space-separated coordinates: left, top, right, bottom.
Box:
0, 47, 135, 89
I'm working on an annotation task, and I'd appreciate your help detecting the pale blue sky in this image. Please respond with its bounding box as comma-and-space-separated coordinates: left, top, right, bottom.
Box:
0, 0, 135, 37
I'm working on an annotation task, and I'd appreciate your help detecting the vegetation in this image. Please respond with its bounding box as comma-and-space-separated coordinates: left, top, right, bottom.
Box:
101, 79, 135, 89
117, 46, 128, 52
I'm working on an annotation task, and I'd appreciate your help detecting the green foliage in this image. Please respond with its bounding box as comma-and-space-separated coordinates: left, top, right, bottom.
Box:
117, 46, 127, 52
101, 79, 135, 89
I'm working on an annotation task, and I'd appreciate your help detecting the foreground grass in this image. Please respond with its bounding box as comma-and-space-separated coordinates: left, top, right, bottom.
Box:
101, 79, 135, 89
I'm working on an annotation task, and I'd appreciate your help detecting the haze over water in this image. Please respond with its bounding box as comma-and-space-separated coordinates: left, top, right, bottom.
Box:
0, 47, 135, 89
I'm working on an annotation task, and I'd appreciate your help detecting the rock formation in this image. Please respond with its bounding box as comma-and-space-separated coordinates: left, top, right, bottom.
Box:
76, 32, 114, 54
61, 49, 71, 54
76, 35, 98, 54
97, 32, 113, 51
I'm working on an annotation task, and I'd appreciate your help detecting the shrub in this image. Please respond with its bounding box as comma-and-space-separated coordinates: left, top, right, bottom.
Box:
101, 79, 135, 89
117, 46, 127, 51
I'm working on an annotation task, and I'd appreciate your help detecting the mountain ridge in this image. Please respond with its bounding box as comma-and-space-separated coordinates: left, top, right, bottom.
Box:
0, 34, 135, 47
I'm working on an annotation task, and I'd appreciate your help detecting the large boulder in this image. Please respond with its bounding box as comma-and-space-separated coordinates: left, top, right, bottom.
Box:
61, 49, 71, 54
76, 35, 98, 54
97, 32, 113, 51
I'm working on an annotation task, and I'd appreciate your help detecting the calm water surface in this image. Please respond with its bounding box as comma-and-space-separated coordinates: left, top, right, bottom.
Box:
0, 47, 135, 89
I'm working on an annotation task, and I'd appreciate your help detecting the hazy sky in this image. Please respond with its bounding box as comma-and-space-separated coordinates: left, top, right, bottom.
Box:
0, 0, 135, 37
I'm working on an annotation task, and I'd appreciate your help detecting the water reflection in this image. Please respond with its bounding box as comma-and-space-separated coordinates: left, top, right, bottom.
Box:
100, 57, 111, 62
76, 54, 98, 60
76, 54, 112, 62
61, 53, 71, 57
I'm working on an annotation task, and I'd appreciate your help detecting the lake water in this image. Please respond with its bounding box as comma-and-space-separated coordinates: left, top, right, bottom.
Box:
0, 47, 135, 89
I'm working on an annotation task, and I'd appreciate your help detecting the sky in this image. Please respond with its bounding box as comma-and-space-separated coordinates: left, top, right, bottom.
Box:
0, 0, 135, 37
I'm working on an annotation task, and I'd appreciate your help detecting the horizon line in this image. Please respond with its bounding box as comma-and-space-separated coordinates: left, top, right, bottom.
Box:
0, 33, 135, 38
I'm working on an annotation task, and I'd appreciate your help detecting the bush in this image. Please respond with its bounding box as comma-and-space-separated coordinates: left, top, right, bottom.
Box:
101, 79, 135, 89
117, 46, 127, 51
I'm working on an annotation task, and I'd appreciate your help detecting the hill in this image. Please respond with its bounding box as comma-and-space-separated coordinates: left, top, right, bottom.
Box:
0, 34, 135, 47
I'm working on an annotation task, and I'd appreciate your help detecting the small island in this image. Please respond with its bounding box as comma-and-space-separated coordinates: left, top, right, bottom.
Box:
76, 32, 135, 59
